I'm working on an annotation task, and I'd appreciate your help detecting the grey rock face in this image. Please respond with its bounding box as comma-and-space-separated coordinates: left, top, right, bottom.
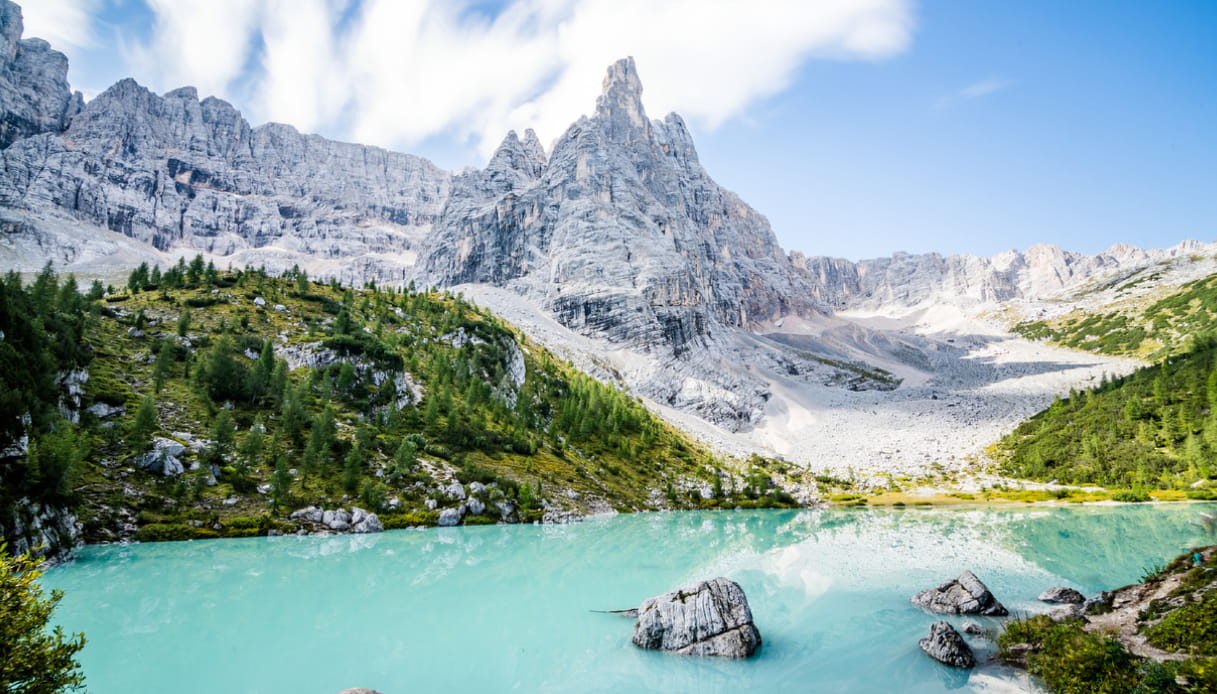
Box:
1, 71, 450, 285
1038, 587, 1085, 604
417, 58, 821, 360
0, 496, 82, 560
912, 571, 1008, 616
631, 577, 761, 657
0, 1, 82, 149
792, 241, 1183, 312
919, 621, 975, 669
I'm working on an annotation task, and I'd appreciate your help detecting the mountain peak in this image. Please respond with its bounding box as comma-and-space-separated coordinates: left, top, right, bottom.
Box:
594, 57, 649, 139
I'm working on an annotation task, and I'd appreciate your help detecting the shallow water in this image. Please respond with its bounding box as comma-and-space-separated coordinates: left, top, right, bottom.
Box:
42, 503, 1215, 693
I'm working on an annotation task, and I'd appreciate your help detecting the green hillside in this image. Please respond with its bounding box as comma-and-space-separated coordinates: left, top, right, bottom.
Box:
1013, 272, 1217, 359
1, 261, 802, 552
998, 333, 1217, 492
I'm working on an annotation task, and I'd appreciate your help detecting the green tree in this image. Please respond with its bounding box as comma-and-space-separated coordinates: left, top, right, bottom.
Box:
342, 445, 362, 492
270, 454, 292, 510
129, 396, 158, 453
151, 339, 175, 394
210, 409, 235, 465
0, 546, 87, 693
175, 308, 191, 338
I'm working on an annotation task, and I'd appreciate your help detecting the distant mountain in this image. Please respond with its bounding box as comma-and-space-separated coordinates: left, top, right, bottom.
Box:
1, 0, 1206, 477
791, 241, 1210, 312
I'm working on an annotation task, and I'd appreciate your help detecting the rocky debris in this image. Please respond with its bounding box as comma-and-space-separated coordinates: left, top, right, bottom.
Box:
1048, 604, 1087, 623
1038, 586, 1085, 604
961, 622, 985, 636
350, 507, 383, 534
919, 621, 976, 669
1083, 591, 1114, 615
289, 506, 382, 534
290, 506, 324, 523
437, 508, 463, 527
443, 481, 466, 501
134, 437, 187, 476
632, 577, 761, 657
0, 497, 83, 561
85, 402, 125, 419
912, 571, 1008, 616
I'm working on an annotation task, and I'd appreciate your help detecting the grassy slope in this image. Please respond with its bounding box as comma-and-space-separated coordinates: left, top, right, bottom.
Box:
996, 335, 1217, 491
1012, 271, 1217, 360
57, 269, 813, 542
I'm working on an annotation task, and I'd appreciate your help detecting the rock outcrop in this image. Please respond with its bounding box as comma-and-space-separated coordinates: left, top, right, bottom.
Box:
631, 577, 762, 657
0, 0, 82, 148
417, 58, 820, 359
1, 5, 449, 285
791, 241, 1203, 312
1038, 587, 1086, 605
919, 621, 976, 668
0, 497, 83, 560
912, 571, 1008, 616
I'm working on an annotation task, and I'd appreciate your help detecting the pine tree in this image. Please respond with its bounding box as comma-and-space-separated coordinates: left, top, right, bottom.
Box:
0, 549, 87, 692
130, 396, 158, 452
210, 409, 235, 465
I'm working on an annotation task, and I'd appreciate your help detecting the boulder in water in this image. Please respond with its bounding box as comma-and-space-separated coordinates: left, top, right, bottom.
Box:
1038, 586, 1085, 604
912, 571, 1008, 616
919, 621, 975, 668
631, 577, 761, 657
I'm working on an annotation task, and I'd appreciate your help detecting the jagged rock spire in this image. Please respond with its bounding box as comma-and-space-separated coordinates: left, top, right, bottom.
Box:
594, 56, 651, 146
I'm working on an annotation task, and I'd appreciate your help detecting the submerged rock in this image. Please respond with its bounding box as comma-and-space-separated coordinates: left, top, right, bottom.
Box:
912, 571, 1008, 616
631, 577, 761, 657
919, 621, 975, 668
1038, 587, 1085, 604
339, 689, 384, 694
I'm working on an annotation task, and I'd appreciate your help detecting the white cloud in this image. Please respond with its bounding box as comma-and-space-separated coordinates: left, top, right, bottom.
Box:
18, 0, 100, 52
121, 0, 261, 101
117, 0, 914, 161
936, 77, 1011, 109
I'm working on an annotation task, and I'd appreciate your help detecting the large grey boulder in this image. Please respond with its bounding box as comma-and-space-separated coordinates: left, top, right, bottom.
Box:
919, 621, 975, 669
912, 571, 1008, 616
134, 437, 187, 476
1038, 587, 1085, 604
290, 506, 324, 523
631, 577, 761, 657
352, 510, 383, 534
437, 508, 462, 527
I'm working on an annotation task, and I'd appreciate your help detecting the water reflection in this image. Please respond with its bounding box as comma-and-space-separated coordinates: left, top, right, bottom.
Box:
42, 504, 1213, 694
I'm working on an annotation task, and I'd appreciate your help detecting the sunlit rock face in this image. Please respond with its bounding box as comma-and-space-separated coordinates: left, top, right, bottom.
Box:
792, 241, 1194, 312
0, 0, 449, 286
417, 57, 821, 358
0, 1, 82, 148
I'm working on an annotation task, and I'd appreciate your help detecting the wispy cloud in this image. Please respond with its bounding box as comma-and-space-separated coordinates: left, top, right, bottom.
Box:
94, 0, 914, 161
936, 77, 1012, 109
18, 0, 100, 52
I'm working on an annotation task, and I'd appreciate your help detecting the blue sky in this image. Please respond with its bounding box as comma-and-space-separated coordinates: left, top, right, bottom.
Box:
19, 0, 1217, 261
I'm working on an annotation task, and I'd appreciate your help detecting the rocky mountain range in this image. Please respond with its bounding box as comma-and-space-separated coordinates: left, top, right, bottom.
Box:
0, 0, 1207, 475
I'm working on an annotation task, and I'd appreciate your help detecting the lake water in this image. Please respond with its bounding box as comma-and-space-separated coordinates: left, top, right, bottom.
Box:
42, 503, 1215, 693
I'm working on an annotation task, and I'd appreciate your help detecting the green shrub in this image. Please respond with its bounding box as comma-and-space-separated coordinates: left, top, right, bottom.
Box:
1112, 489, 1151, 503
380, 511, 439, 529
1145, 590, 1217, 655
998, 616, 1141, 693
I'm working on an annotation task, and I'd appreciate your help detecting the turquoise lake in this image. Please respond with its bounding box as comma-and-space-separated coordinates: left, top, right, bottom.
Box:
42, 503, 1216, 693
